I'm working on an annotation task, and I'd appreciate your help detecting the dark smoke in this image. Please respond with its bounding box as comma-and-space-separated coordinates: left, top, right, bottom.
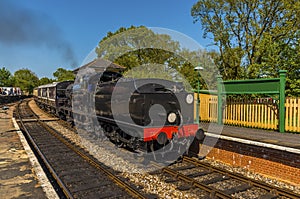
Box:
0, 1, 78, 67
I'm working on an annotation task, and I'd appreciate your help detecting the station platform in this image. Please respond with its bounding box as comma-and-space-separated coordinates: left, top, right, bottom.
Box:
200, 122, 300, 152
0, 102, 57, 199
199, 122, 300, 185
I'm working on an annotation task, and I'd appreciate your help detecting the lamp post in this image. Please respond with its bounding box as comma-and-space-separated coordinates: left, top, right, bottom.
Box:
194, 66, 204, 125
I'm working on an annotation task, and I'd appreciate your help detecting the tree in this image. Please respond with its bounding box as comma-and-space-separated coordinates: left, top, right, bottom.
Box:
53, 68, 74, 81
0, 67, 14, 86
95, 26, 219, 90
39, 77, 54, 85
178, 48, 219, 90
14, 69, 39, 94
191, 0, 300, 86
95, 26, 181, 69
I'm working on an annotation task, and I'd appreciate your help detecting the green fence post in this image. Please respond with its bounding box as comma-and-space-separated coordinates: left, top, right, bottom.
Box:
196, 75, 200, 125
217, 75, 223, 125
279, 70, 287, 133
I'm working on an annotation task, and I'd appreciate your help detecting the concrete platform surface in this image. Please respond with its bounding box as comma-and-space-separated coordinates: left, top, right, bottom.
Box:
200, 122, 300, 150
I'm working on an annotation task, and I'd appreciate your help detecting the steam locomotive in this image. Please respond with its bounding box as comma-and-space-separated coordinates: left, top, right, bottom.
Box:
34, 70, 204, 157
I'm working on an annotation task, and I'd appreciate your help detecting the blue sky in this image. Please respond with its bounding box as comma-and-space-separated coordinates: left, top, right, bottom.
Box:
0, 0, 214, 78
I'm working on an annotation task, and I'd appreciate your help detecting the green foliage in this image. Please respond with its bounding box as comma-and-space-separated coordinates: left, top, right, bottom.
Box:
53, 68, 75, 81
39, 77, 54, 85
96, 26, 180, 67
124, 63, 175, 80
192, 0, 300, 96
0, 67, 14, 86
14, 69, 39, 94
95, 26, 220, 91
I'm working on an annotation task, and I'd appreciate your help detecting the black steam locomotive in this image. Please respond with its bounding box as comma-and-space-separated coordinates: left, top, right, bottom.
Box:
34, 69, 204, 157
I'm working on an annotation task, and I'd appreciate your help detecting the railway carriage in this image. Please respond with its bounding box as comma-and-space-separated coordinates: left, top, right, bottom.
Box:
0, 87, 22, 95
34, 81, 74, 115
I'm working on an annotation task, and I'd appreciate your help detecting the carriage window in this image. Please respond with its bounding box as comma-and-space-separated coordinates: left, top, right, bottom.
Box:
42, 88, 47, 97
48, 87, 55, 99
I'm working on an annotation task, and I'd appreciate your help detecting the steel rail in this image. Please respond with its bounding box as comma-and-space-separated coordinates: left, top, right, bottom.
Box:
39, 122, 146, 199
151, 162, 233, 198
184, 156, 300, 199
16, 101, 74, 199
21, 99, 146, 199
160, 166, 233, 199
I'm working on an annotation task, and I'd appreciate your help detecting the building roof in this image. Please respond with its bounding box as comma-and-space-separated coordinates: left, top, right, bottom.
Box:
73, 58, 125, 75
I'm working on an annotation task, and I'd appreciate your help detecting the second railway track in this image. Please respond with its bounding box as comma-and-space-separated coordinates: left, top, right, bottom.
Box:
15, 99, 149, 199
150, 156, 300, 199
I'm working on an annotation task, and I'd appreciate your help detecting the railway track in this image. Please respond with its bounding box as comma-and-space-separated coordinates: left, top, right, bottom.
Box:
16, 99, 300, 198
15, 99, 149, 199
151, 156, 300, 198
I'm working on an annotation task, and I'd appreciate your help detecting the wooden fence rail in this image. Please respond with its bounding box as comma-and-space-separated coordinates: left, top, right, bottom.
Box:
195, 94, 300, 133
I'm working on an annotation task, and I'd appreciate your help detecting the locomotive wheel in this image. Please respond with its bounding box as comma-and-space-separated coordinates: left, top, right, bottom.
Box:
157, 132, 168, 145
195, 128, 205, 141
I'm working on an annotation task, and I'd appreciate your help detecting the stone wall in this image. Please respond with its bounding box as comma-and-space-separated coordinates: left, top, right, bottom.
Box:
204, 138, 300, 185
